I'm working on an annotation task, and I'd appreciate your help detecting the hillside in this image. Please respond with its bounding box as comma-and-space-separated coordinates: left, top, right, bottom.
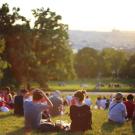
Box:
69, 30, 135, 51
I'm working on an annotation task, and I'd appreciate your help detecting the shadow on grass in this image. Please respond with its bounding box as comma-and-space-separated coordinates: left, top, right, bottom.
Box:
6, 127, 24, 135
101, 121, 123, 133
0, 112, 13, 119
132, 123, 135, 133
6, 128, 89, 135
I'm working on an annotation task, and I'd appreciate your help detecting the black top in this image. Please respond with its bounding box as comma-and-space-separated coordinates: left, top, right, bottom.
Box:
14, 95, 24, 116
70, 104, 92, 132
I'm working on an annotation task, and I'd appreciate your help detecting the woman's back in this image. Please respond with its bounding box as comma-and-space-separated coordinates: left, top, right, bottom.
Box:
70, 104, 92, 132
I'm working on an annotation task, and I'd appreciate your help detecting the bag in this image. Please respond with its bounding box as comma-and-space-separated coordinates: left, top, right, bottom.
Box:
109, 103, 119, 112
55, 120, 70, 131
38, 121, 70, 132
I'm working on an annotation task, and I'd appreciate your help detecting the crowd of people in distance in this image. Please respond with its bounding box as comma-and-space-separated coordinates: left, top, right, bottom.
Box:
0, 87, 135, 133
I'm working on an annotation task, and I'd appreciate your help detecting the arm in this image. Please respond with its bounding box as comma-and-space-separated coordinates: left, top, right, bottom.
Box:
41, 91, 53, 109
122, 104, 127, 117
70, 105, 78, 120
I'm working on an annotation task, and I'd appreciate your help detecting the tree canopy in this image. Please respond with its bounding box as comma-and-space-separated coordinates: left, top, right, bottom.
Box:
0, 3, 75, 88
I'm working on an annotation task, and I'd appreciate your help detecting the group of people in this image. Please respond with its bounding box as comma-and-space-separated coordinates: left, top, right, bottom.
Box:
0, 87, 135, 133
109, 93, 135, 123
0, 87, 15, 112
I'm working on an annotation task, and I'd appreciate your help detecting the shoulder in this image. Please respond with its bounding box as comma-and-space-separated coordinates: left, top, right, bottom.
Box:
118, 102, 126, 109
82, 104, 90, 108
70, 105, 77, 109
24, 101, 32, 105
15, 95, 23, 100
120, 102, 126, 106
81, 104, 90, 110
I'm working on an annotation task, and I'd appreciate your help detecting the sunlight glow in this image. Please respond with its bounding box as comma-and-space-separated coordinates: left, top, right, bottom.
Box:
1, 0, 135, 31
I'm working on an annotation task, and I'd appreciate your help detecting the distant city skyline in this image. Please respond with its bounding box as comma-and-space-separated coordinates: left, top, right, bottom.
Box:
1, 0, 135, 31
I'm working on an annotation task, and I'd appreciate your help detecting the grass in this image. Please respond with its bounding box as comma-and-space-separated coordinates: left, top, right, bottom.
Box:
48, 78, 135, 92
22, 78, 135, 92
0, 95, 135, 135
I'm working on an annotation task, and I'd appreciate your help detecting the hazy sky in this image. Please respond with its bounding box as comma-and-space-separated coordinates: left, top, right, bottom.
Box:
1, 0, 135, 31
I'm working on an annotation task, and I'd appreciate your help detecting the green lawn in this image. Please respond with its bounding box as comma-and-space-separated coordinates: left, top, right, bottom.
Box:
0, 95, 135, 135
0, 109, 135, 135
48, 78, 135, 92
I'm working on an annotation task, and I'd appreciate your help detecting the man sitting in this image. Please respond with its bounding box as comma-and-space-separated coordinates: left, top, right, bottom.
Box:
49, 91, 63, 116
24, 89, 58, 132
108, 93, 127, 123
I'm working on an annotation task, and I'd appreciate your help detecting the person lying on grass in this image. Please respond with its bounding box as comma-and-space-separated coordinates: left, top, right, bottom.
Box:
70, 90, 92, 132
108, 92, 127, 124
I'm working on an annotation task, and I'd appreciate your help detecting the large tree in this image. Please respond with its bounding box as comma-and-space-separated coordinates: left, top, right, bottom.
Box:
101, 48, 126, 77
121, 54, 135, 78
0, 4, 76, 88
0, 39, 8, 79
32, 8, 76, 82
75, 47, 99, 78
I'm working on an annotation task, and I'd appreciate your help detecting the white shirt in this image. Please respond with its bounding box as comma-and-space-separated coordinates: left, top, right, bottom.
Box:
85, 98, 92, 106
0, 106, 9, 112
100, 99, 107, 109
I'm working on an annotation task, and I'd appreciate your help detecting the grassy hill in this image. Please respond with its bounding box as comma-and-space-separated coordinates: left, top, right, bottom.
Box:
0, 95, 135, 135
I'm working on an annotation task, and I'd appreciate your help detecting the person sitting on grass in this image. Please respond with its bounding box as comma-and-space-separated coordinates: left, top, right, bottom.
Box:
70, 90, 92, 132
95, 96, 101, 109
49, 90, 63, 116
124, 94, 135, 120
0, 101, 9, 112
14, 89, 28, 116
85, 95, 92, 107
108, 92, 127, 124
24, 89, 61, 132
132, 107, 135, 124
4, 87, 13, 108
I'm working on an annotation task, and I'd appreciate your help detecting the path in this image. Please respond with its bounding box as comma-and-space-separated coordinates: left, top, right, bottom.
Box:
61, 91, 135, 95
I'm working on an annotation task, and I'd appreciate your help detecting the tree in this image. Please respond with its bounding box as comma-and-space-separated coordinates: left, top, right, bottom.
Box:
0, 3, 30, 87
101, 48, 126, 77
32, 8, 76, 82
75, 47, 99, 78
121, 54, 135, 78
0, 39, 8, 80
0, 4, 76, 88
0, 3, 29, 36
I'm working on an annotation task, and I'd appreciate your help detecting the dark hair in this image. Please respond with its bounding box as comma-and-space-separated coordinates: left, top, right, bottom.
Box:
46, 93, 49, 97
33, 89, 44, 101
74, 90, 85, 102
123, 97, 126, 101
97, 96, 101, 100
20, 89, 28, 94
82, 90, 86, 95
5, 87, 11, 93
127, 94, 134, 101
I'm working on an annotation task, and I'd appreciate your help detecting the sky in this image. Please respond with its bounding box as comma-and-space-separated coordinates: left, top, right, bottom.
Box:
1, 0, 135, 31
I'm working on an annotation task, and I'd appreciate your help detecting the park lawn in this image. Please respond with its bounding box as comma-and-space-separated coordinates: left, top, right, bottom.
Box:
49, 80, 135, 92
0, 98, 135, 135
23, 78, 135, 92
49, 84, 135, 92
